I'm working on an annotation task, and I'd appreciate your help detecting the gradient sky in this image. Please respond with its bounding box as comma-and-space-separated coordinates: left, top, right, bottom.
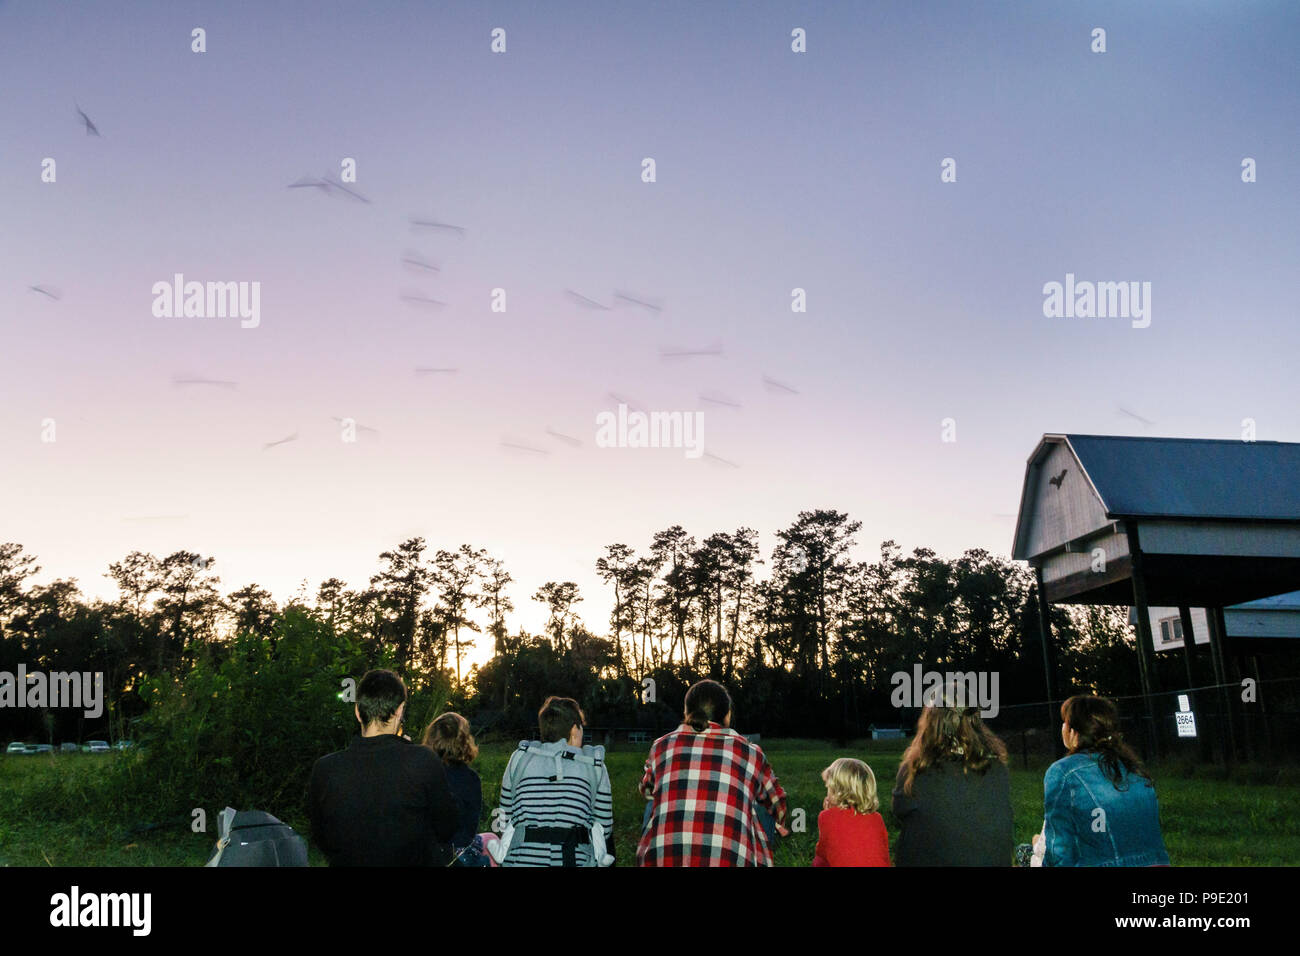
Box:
3, 1, 1298, 665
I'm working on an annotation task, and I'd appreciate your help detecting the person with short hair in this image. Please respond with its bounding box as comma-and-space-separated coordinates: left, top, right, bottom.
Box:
494, 696, 615, 867
814, 757, 890, 867
1040, 695, 1170, 867
308, 669, 458, 866
891, 689, 1013, 866
637, 680, 788, 866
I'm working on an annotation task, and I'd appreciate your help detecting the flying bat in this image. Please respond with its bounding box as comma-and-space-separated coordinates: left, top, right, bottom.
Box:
545, 428, 583, 447
400, 292, 447, 309
566, 289, 612, 310
762, 374, 799, 395
699, 392, 742, 409
401, 253, 441, 274
28, 285, 61, 300
330, 416, 379, 434
410, 218, 466, 236
660, 345, 723, 359
702, 451, 740, 469
613, 291, 663, 313
173, 376, 237, 389
496, 442, 548, 455
75, 103, 100, 136
1117, 406, 1156, 427
321, 175, 370, 203
262, 433, 299, 450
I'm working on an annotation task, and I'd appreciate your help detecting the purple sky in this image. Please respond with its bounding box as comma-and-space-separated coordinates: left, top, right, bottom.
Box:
3, 1, 1298, 663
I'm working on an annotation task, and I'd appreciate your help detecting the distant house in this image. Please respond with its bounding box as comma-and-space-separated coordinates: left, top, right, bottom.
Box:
1133, 591, 1300, 650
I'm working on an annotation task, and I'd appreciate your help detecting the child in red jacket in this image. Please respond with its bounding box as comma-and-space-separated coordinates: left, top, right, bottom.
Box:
814, 757, 891, 867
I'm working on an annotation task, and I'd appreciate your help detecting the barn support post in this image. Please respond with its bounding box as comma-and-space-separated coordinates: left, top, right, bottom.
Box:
1177, 606, 1207, 760
1125, 526, 1160, 761
1033, 567, 1062, 757
1207, 607, 1237, 765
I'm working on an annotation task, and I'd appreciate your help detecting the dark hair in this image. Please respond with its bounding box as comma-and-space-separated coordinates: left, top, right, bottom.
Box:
538, 696, 584, 743
1061, 695, 1152, 789
357, 669, 407, 729
684, 680, 732, 733
422, 712, 478, 765
899, 689, 1008, 796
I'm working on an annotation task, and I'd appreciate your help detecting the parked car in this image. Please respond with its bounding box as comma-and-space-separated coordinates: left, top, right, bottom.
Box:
114, 740, 135, 751
29, 744, 55, 755
84, 740, 111, 754
5, 742, 27, 755
59, 742, 79, 753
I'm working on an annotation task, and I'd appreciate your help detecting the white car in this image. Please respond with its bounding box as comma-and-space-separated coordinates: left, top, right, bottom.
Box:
5, 742, 27, 755
84, 740, 111, 754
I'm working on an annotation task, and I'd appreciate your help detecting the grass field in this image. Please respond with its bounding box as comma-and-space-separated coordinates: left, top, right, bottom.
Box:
2, 740, 1297, 866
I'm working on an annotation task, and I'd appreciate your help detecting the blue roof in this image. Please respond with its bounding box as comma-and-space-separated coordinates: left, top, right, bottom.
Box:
1066, 434, 1300, 520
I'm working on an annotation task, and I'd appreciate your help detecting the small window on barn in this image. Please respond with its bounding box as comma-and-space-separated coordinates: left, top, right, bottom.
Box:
1158, 616, 1183, 645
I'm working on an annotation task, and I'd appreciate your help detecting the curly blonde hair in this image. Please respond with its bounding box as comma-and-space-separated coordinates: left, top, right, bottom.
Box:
822, 757, 880, 814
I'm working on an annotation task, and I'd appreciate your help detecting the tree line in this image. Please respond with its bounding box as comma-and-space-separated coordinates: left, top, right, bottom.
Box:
0, 509, 1149, 745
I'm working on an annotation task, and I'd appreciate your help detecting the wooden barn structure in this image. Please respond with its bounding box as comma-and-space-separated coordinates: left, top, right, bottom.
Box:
1011, 434, 1300, 759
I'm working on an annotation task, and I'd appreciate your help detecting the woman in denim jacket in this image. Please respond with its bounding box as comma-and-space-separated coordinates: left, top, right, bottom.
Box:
1040, 695, 1170, 867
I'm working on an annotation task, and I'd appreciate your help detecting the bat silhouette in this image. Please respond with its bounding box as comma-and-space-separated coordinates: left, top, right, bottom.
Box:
1049, 469, 1068, 489
660, 344, 723, 359
545, 428, 582, 447
400, 292, 447, 309
762, 374, 799, 395
1117, 406, 1156, 427
500, 440, 550, 456
410, 218, 466, 236
262, 433, 299, 450
75, 103, 100, 136
566, 290, 612, 310
28, 285, 61, 300
173, 376, 237, 389
613, 291, 663, 313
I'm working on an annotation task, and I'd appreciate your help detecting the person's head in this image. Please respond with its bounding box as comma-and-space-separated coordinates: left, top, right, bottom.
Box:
1060, 694, 1151, 788
822, 757, 879, 814
355, 669, 407, 734
538, 696, 585, 746
683, 679, 732, 732
422, 712, 478, 765
899, 682, 1007, 796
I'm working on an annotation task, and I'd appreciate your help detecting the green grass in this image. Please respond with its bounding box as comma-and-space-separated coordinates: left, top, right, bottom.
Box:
2, 741, 1297, 866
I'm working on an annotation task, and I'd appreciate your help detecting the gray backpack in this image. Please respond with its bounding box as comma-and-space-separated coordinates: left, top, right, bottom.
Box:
204, 808, 308, 867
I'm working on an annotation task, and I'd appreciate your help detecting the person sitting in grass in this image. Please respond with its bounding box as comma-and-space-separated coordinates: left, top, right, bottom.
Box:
892, 687, 1013, 866
492, 696, 615, 867
422, 712, 490, 867
308, 668, 459, 866
814, 757, 891, 867
637, 679, 788, 866
1037, 694, 1170, 867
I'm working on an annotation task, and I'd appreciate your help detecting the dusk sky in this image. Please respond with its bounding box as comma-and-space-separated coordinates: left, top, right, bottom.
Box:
3, 1, 1298, 661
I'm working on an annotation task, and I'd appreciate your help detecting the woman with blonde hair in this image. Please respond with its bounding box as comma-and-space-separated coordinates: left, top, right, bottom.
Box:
814, 757, 890, 866
891, 688, 1013, 866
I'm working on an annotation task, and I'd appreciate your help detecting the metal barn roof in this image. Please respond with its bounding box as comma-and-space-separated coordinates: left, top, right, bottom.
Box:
1063, 434, 1300, 521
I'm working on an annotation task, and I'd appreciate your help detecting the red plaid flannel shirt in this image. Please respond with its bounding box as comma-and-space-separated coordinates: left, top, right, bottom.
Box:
636, 722, 787, 866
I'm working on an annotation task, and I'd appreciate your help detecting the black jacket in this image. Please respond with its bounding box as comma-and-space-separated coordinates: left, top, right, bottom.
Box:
309, 734, 459, 866
891, 756, 1013, 866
